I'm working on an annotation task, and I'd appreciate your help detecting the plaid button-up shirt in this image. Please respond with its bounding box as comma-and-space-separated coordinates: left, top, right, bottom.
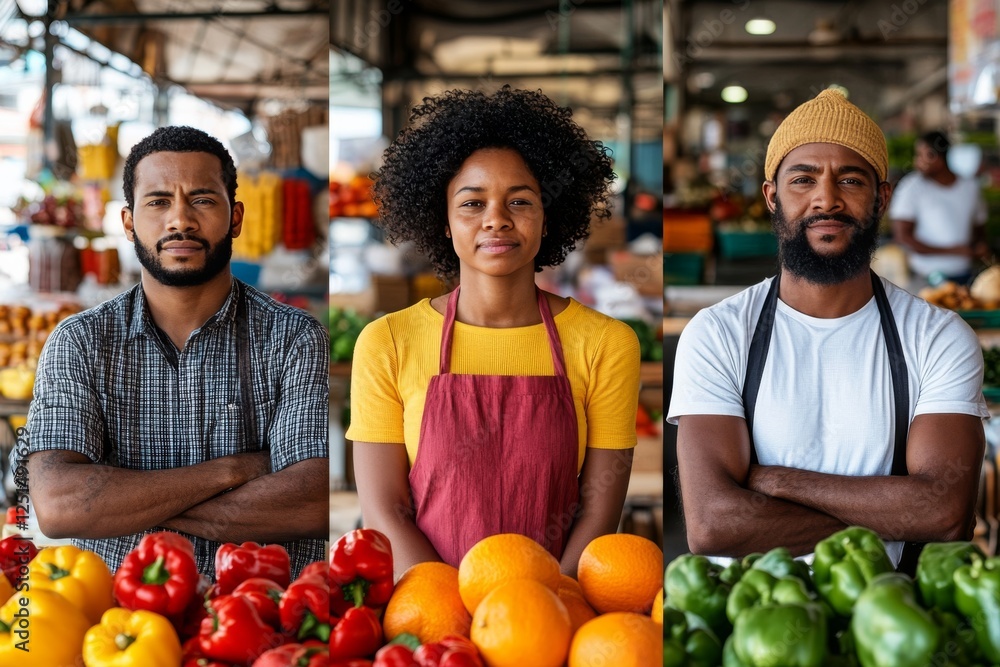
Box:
23, 279, 328, 577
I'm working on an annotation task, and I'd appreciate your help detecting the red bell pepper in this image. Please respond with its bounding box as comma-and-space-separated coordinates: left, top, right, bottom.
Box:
0, 535, 37, 588
330, 529, 394, 615
413, 637, 483, 667
279, 572, 330, 641
332, 662, 373, 667
215, 542, 291, 595
330, 606, 384, 660
233, 577, 285, 630
198, 594, 285, 664
253, 641, 329, 667
114, 531, 200, 616
181, 637, 234, 667
373, 644, 418, 667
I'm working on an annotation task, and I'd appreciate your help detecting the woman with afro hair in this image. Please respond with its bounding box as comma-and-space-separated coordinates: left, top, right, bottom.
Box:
346, 86, 641, 578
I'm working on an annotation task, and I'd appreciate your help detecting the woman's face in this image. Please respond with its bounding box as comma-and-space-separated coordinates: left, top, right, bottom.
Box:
445, 147, 545, 281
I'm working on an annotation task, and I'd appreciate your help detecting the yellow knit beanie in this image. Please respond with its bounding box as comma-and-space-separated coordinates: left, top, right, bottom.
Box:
764, 89, 888, 182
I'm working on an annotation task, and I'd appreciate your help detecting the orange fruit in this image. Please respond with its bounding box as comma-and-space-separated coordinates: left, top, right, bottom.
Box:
557, 574, 597, 635
577, 533, 663, 614
458, 533, 561, 614
652, 587, 663, 624
568, 612, 662, 667
383, 562, 472, 644
471, 579, 572, 667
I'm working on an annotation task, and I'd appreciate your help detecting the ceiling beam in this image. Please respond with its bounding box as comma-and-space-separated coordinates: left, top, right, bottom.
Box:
61, 6, 329, 25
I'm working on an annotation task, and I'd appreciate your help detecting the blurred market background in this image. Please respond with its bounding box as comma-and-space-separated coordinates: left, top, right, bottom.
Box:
0, 0, 330, 538
665, 0, 1000, 561
329, 0, 666, 548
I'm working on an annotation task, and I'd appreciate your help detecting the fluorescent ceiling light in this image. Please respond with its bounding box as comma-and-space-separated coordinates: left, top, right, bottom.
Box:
721, 85, 748, 104
745, 19, 776, 35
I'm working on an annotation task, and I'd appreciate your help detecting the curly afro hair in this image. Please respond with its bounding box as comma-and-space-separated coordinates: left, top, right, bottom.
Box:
123, 126, 238, 211
373, 86, 615, 278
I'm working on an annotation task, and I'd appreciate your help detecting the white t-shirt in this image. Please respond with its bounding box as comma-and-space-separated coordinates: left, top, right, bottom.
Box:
888, 171, 987, 278
668, 275, 990, 565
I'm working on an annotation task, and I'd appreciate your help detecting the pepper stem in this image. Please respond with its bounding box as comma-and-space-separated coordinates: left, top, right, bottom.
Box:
0, 620, 9, 633
46, 562, 72, 581
114, 633, 136, 651
142, 555, 170, 585
343, 580, 370, 609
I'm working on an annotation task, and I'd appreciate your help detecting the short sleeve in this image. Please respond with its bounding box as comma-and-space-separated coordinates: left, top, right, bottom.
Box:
584, 320, 641, 449
24, 321, 105, 463
270, 320, 330, 470
345, 318, 405, 443
914, 315, 990, 419
888, 173, 918, 221
666, 310, 747, 424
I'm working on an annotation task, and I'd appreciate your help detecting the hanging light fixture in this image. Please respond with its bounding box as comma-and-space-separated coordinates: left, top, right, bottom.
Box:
745, 18, 776, 35
721, 85, 748, 104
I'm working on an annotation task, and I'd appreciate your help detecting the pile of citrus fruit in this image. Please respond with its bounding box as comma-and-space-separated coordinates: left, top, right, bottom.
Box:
383, 532, 664, 667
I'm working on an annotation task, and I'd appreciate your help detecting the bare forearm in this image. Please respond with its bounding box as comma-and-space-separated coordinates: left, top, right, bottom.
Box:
27, 453, 260, 539
895, 226, 969, 256
160, 458, 329, 543
360, 503, 442, 581
560, 448, 634, 577
686, 484, 847, 557
749, 465, 974, 542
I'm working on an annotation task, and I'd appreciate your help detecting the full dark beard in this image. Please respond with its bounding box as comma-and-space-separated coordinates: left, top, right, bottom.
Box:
772, 195, 881, 285
133, 229, 233, 287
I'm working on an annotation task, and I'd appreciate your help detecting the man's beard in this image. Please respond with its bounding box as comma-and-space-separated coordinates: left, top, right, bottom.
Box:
133, 229, 233, 287
772, 195, 881, 285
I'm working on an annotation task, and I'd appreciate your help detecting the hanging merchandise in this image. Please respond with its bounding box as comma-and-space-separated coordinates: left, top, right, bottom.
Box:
283, 178, 315, 250
233, 171, 283, 260
77, 125, 120, 182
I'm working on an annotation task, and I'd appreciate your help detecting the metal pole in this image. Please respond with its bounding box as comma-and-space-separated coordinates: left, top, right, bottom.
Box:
42, 0, 56, 171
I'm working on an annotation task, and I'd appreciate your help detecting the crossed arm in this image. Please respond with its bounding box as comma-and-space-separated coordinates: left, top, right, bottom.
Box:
27, 450, 328, 543
676, 412, 984, 557
892, 219, 988, 259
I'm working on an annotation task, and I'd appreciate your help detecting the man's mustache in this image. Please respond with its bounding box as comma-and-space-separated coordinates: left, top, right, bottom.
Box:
797, 212, 863, 229
155, 233, 209, 252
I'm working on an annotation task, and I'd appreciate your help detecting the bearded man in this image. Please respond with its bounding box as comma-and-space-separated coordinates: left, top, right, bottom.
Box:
668, 89, 989, 573
22, 126, 328, 577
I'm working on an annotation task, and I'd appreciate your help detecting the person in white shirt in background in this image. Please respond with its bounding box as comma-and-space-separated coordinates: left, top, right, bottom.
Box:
890, 131, 989, 286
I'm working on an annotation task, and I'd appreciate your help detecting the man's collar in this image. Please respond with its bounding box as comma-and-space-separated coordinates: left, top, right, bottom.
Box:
126, 279, 240, 341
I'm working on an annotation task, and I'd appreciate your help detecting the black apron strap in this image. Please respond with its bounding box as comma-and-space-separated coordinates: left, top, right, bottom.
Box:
871, 271, 924, 575
742, 271, 922, 574
742, 273, 782, 466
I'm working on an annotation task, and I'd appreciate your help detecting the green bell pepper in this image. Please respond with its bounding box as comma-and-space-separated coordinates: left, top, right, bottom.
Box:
665, 554, 732, 638
720, 560, 745, 586
665, 607, 723, 667
726, 569, 812, 623
813, 527, 893, 616
916, 542, 984, 613
750, 547, 812, 586
954, 554, 1000, 663
930, 607, 983, 667
726, 602, 827, 667
850, 572, 942, 667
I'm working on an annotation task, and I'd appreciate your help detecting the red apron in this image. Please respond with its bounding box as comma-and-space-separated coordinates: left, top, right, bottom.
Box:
409, 286, 581, 567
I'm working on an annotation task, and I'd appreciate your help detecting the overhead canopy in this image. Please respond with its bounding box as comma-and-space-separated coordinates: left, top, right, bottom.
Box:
58, 0, 329, 111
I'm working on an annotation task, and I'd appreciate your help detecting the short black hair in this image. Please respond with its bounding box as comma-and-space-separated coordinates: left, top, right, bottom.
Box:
919, 131, 950, 159
123, 126, 237, 210
373, 86, 616, 278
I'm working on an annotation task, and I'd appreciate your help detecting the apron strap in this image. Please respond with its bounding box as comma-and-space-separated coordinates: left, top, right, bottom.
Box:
235, 281, 258, 450
438, 286, 569, 378
742, 270, 922, 572
871, 271, 925, 574
742, 273, 781, 466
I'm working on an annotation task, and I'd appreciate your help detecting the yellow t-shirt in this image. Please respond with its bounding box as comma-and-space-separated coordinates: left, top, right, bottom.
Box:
345, 298, 641, 472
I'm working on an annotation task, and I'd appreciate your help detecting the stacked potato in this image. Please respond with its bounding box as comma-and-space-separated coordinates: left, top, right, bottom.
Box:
0, 303, 79, 368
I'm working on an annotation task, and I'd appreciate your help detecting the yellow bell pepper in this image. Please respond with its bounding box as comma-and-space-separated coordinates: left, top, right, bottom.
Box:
0, 572, 12, 606
82, 607, 182, 667
29, 544, 114, 624
0, 588, 90, 666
